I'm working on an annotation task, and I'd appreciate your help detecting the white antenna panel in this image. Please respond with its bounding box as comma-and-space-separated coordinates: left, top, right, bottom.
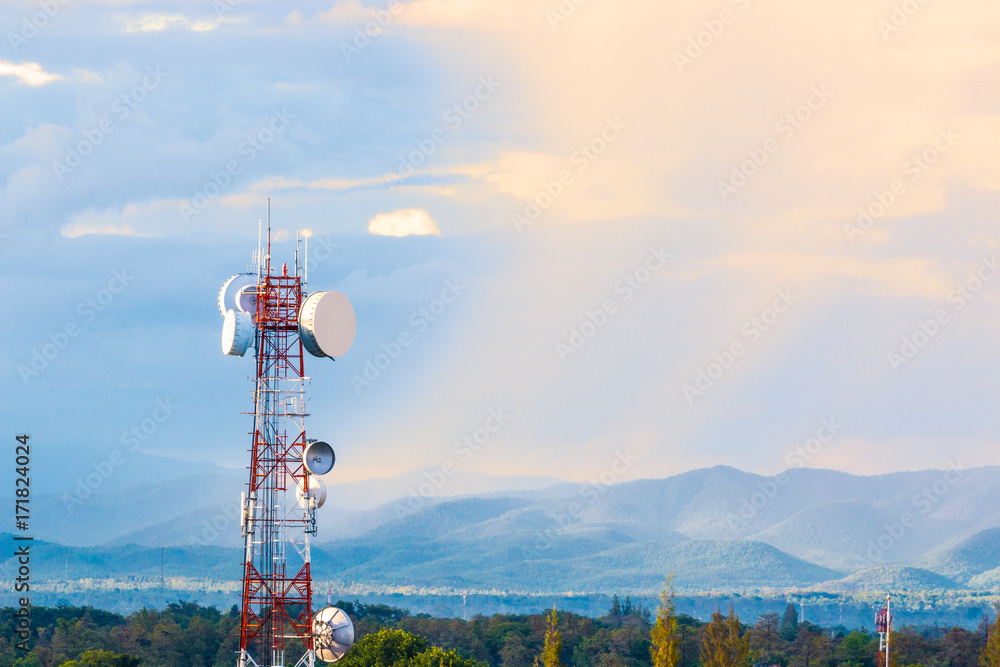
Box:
296, 475, 327, 509
303, 440, 336, 475
298, 291, 356, 358
222, 309, 253, 356
218, 273, 257, 318
313, 607, 354, 663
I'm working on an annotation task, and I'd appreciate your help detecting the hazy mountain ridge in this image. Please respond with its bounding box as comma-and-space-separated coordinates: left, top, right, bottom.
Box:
6, 465, 1000, 594
915, 527, 1000, 584
811, 566, 961, 593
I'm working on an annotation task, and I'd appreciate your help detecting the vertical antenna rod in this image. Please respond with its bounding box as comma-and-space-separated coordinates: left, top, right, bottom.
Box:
886, 594, 891, 667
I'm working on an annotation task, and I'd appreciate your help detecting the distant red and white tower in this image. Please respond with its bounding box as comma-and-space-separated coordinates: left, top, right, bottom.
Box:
219, 209, 357, 667
876, 594, 892, 667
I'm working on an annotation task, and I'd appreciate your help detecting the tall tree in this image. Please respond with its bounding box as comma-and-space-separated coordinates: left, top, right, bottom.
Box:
781, 604, 800, 642
701, 607, 750, 667
981, 607, 1000, 667
750, 613, 782, 664
610, 595, 623, 628
791, 625, 831, 667
651, 575, 681, 667
541, 606, 564, 667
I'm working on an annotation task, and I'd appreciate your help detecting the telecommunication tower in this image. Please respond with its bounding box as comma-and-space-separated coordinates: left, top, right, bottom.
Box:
219, 207, 357, 667
876, 594, 892, 667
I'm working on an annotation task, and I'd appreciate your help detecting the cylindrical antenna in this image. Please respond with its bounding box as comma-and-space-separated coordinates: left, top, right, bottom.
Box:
295, 230, 300, 278
303, 228, 309, 293
257, 217, 262, 280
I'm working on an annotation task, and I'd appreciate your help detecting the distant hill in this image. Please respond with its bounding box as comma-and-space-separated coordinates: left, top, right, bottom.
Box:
11, 473, 243, 547
324, 468, 568, 511
6, 465, 1000, 594
312, 494, 836, 590
915, 527, 1000, 583
813, 566, 960, 592
1, 468, 566, 548
0, 533, 241, 581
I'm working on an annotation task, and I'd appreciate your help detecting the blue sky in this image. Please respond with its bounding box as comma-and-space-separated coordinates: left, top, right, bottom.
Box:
2, 0, 1000, 495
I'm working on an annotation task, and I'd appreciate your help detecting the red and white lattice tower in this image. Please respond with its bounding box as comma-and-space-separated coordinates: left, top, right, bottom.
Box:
220, 211, 356, 667
876, 594, 892, 667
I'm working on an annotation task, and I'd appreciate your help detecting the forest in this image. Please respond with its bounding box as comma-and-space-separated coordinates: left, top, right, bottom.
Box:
1, 589, 999, 667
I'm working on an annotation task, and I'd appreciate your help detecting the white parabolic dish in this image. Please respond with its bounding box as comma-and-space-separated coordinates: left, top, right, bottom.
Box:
313, 607, 354, 663
303, 440, 336, 476
222, 309, 253, 356
299, 291, 356, 358
218, 273, 257, 317
296, 475, 327, 508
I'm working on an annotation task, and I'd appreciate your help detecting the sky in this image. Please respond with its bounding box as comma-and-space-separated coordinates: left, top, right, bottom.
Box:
2, 0, 1000, 495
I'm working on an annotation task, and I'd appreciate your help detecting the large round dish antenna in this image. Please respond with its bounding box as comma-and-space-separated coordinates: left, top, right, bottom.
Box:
313, 607, 354, 663
296, 475, 327, 508
218, 273, 257, 317
303, 440, 335, 476
222, 309, 253, 357
236, 284, 258, 316
298, 291, 356, 358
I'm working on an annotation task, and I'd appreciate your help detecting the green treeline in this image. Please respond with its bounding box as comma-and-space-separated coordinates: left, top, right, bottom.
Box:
2, 594, 1000, 667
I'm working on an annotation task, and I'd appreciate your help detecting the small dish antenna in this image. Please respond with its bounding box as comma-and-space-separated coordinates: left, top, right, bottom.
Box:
236, 285, 258, 315
299, 291, 356, 358
303, 440, 336, 476
313, 607, 354, 663
222, 309, 253, 356
219, 273, 257, 317
296, 475, 327, 508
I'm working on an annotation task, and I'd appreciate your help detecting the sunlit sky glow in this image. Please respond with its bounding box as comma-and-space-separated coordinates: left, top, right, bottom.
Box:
2, 0, 999, 492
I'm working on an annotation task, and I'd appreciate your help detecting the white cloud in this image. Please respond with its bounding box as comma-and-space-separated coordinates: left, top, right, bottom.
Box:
117, 13, 223, 33
368, 209, 442, 237
0, 61, 60, 86
59, 201, 179, 238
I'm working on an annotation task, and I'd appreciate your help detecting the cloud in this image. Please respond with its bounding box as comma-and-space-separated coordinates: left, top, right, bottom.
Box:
0, 61, 61, 86
368, 209, 442, 237
59, 201, 179, 238
116, 13, 223, 33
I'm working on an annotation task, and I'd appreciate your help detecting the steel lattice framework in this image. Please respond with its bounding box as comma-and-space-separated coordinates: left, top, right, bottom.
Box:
238, 262, 316, 667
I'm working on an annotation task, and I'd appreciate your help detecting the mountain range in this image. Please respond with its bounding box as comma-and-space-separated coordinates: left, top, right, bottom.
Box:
5, 463, 1000, 594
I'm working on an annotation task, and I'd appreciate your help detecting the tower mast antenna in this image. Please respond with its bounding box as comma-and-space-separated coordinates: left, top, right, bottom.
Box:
219, 201, 358, 667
